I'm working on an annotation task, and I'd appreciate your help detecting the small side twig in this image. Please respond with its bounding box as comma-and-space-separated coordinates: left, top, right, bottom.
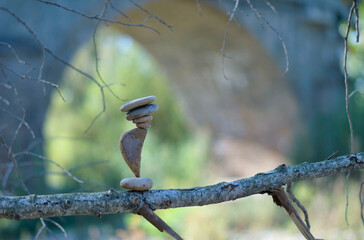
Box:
14, 151, 84, 184
359, 180, 364, 225
43, 218, 68, 240
266, 187, 315, 240
35, 0, 159, 33
343, 1, 356, 154
287, 182, 311, 230
0, 136, 30, 194
128, 0, 174, 32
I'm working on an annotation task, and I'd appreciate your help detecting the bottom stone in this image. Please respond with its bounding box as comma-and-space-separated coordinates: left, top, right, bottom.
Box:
120, 177, 153, 191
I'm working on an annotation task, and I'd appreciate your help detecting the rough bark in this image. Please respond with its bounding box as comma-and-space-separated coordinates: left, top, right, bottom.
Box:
0, 153, 363, 220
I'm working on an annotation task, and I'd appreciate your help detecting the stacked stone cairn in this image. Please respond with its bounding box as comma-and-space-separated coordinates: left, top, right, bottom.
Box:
119, 96, 158, 191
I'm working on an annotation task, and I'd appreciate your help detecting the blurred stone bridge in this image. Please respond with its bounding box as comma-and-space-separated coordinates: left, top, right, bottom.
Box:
0, 0, 347, 178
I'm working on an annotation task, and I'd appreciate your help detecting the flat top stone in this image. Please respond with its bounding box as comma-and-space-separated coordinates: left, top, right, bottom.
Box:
119, 128, 148, 177
126, 104, 159, 121
120, 96, 156, 112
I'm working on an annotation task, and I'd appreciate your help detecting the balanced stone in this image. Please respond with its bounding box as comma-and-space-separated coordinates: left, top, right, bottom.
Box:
132, 115, 153, 124
120, 177, 154, 191
120, 96, 156, 112
137, 122, 151, 129
119, 128, 148, 177
126, 104, 159, 121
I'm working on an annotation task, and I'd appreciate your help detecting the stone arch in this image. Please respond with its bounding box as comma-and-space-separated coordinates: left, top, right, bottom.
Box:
0, 0, 346, 177
112, 0, 298, 176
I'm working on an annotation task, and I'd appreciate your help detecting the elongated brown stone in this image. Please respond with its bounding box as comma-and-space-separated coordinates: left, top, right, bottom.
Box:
119, 128, 148, 177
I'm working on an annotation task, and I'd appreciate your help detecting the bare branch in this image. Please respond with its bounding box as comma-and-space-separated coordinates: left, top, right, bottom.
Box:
92, 0, 125, 102
0, 42, 28, 65
287, 182, 311, 230
128, 0, 174, 32
267, 188, 315, 240
245, 0, 289, 76
0, 106, 35, 138
34, 220, 46, 240
2, 163, 14, 194
43, 218, 68, 240
0, 7, 107, 131
0, 153, 363, 220
34, 0, 160, 33
8, 108, 26, 154
343, 2, 356, 154
262, 0, 277, 14
0, 135, 30, 194
354, 0, 360, 42
221, 0, 239, 81
0, 62, 65, 102
13, 151, 84, 184
109, 0, 129, 20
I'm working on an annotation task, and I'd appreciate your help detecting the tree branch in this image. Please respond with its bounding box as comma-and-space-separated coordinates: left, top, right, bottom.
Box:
1, 153, 363, 220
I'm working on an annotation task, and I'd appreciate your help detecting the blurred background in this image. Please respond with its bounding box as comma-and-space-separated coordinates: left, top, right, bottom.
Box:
0, 0, 364, 239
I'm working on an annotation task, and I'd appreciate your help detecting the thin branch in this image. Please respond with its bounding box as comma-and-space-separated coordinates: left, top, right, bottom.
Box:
128, 0, 174, 32
221, 0, 240, 81
262, 0, 277, 14
348, 89, 358, 98
287, 182, 311, 230
354, 0, 360, 43
43, 218, 68, 240
0, 96, 10, 106
109, 0, 129, 20
0, 62, 65, 102
8, 108, 26, 154
267, 187, 315, 240
34, 220, 46, 240
0, 136, 30, 194
2, 163, 13, 193
343, 2, 355, 154
0, 7, 107, 132
14, 152, 84, 184
0, 153, 363, 220
245, 0, 289, 76
0, 106, 35, 138
92, 0, 125, 102
34, 0, 159, 33
0, 8, 46, 91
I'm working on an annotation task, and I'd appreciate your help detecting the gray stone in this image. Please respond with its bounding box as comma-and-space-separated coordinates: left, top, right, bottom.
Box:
120, 96, 156, 112
137, 122, 151, 129
119, 128, 148, 177
132, 115, 153, 124
126, 104, 159, 121
120, 177, 154, 191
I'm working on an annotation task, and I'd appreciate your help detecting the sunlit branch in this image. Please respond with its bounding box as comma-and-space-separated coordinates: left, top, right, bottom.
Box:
0, 153, 362, 220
